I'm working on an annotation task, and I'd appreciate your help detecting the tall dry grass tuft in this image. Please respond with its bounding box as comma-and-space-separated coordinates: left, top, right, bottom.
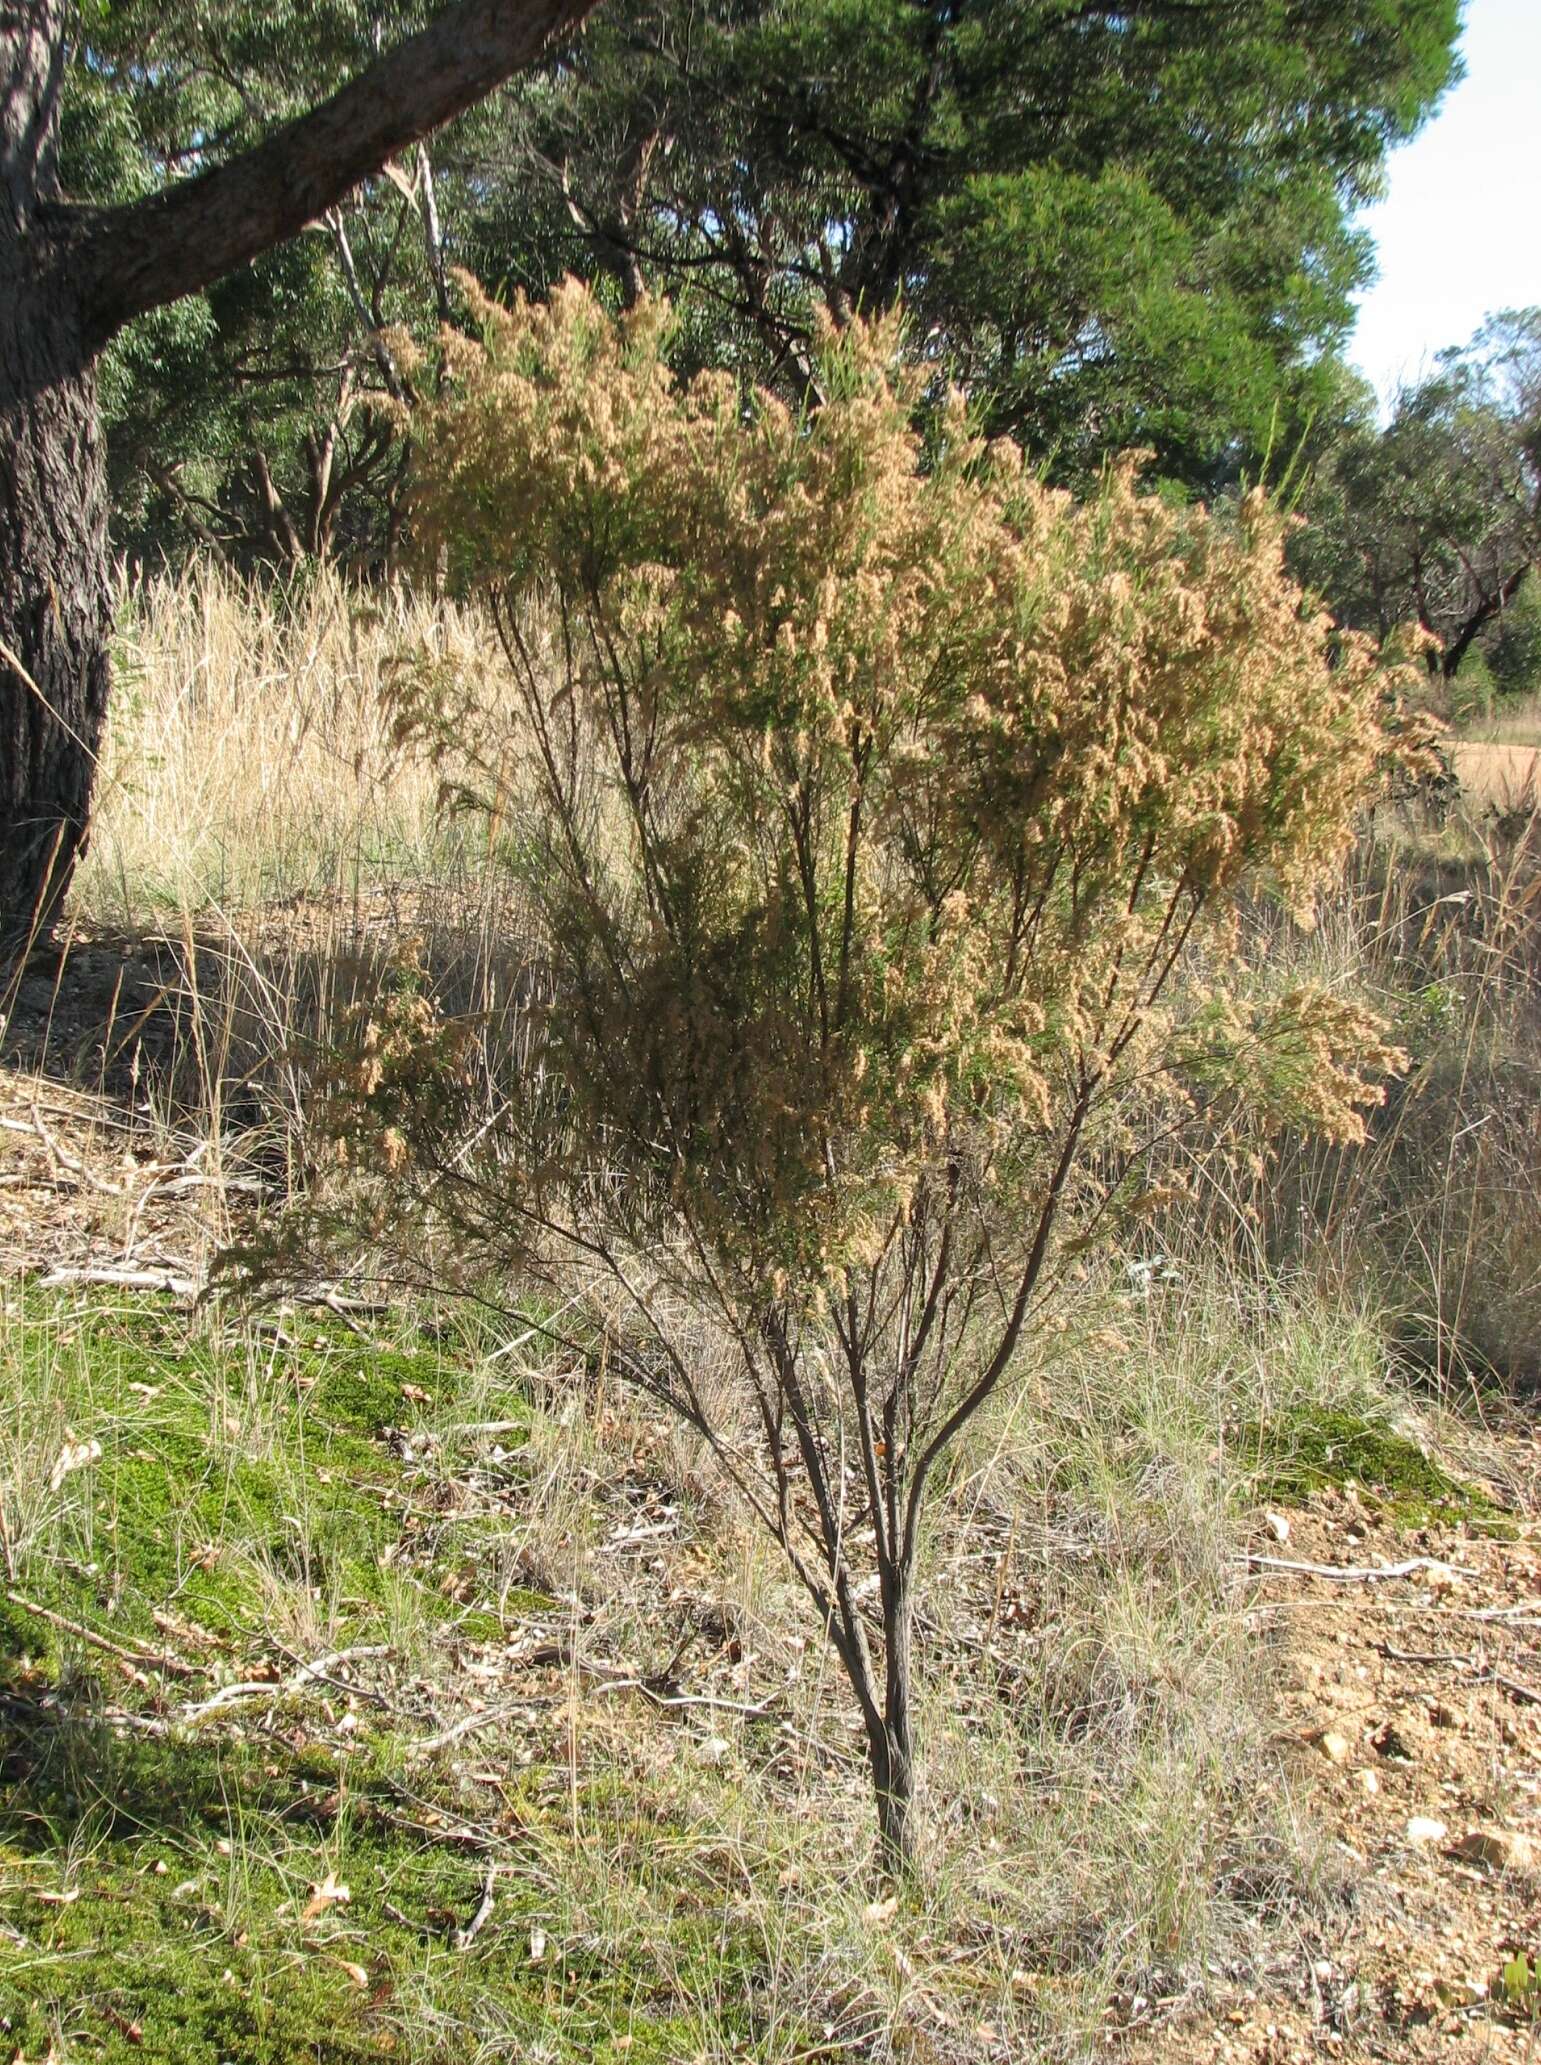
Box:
80, 563, 483, 922
0, 566, 538, 1280
1169, 802, 1541, 1390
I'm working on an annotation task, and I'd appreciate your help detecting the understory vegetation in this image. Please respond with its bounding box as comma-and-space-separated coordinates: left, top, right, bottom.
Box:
3, 556, 1537, 2056
5, 1, 1541, 2053
0, 1277, 1442, 2062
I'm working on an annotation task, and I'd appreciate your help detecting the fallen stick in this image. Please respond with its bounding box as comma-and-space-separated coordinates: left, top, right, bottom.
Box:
27, 1104, 123, 1197
1241, 1553, 1476, 1584
1378, 1640, 1541, 1707
177, 1644, 392, 1724
37, 1263, 201, 1299
1489, 1670, 1541, 1706
411, 1704, 528, 1756
5, 1589, 203, 1677
586, 1679, 779, 1719
453, 1868, 498, 1951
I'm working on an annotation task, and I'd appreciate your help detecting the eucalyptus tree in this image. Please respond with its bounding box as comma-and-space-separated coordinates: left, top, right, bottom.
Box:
464, 0, 1460, 484
1298, 311, 1541, 687
0, 0, 602, 950
89, 0, 1462, 563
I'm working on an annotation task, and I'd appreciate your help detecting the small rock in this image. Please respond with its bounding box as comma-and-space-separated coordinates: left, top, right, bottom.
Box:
1315, 1730, 1353, 1764
1264, 1511, 1291, 1544
1406, 1816, 1448, 1846
1359, 1769, 1379, 1795
1453, 1827, 1536, 1875
695, 1735, 731, 1765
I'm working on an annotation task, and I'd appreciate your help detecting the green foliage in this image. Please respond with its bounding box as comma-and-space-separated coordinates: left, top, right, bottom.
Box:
59, 0, 1463, 557
63, 2, 436, 565
1247, 1403, 1510, 1533
466, 0, 1459, 488
1297, 310, 1541, 691
0, 1292, 779, 2063
1486, 574, 1541, 701
0, 1294, 462, 1678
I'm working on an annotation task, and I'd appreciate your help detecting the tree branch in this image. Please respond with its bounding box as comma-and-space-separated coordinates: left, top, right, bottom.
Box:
68, 0, 602, 350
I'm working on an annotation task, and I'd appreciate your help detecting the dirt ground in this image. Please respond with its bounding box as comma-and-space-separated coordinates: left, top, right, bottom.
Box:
1143, 1482, 1541, 2064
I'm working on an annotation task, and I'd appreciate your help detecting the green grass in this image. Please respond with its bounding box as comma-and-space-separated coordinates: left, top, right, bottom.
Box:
0, 1272, 1506, 2061
0, 1292, 797, 2063
0, 1294, 473, 1674
0, 1722, 768, 2063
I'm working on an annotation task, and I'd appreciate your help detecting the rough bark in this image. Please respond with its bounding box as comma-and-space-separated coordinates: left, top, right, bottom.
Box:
69, 0, 606, 349
1, 0, 603, 949
0, 266, 111, 949
1, 4, 110, 948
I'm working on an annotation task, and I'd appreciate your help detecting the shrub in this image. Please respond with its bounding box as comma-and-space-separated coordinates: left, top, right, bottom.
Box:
359, 278, 1415, 1875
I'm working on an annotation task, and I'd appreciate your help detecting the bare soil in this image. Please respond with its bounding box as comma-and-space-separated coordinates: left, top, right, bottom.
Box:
1145, 1487, 1541, 2063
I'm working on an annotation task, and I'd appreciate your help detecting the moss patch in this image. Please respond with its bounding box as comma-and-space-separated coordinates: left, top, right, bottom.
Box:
0, 1289, 793, 2062
1244, 1404, 1513, 1536
0, 1724, 762, 2062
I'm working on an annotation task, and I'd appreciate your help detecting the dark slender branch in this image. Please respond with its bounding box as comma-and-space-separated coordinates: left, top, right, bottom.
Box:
65, 0, 603, 350
1440, 559, 1534, 680
900, 1070, 1099, 1567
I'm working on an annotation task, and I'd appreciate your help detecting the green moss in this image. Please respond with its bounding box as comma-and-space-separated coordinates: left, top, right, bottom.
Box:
0, 1721, 767, 2061
1245, 1404, 1514, 1535
0, 1289, 795, 2060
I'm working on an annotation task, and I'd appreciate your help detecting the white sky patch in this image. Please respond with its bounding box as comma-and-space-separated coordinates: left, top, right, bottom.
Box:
1349, 0, 1541, 407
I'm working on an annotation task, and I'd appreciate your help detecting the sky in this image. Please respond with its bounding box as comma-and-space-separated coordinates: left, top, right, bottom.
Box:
1349, 0, 1541, 405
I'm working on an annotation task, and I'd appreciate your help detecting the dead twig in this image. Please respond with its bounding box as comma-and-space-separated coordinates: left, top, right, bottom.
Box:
5, 1589, 204, 1678
587, 1679, 780, 1719
36, 1263, 201, 1299
1377, 1641, 1541, 1706
410, 1704, 528, 1756
1241, 1553, 1476, 1584
177, 1644, 392, 1724
453, 1867, 498, 1951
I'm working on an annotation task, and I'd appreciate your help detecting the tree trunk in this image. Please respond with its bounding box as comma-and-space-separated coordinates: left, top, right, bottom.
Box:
0, 265, 109, 951
1, 3, 111, 951
1, 0, 603, 951
869, 1578, 918, 1879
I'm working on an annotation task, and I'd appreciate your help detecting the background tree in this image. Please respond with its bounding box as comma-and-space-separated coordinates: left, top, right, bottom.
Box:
64, 2, 454, 568
460, 0, 1458, 487
1297, 310, 1541, 697
339, 281, 1414, 1874
0, 0, 602, 952
79, 0, 1461, 564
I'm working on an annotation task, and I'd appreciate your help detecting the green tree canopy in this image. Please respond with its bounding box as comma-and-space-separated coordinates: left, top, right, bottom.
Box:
1297, 309, 1541, 691
64, 0, 1461, 559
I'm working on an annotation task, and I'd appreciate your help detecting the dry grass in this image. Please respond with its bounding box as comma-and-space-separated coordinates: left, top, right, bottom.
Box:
0, 1269, 1344, 2059
1460, 689, 1541, 752
1451, 740, 1541, 814
82, 564, 484, 920
1187, 805, 1541, 1390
